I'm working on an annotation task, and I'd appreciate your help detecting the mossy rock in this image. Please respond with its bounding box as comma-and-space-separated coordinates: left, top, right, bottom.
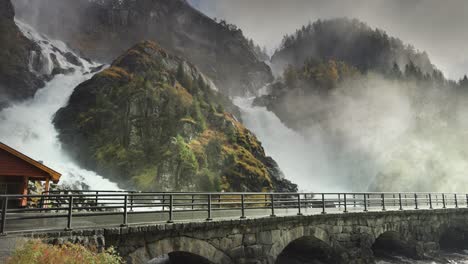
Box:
54, 40, 297, 193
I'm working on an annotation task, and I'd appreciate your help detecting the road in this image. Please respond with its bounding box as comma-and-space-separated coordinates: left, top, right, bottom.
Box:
3, 204, 431, 234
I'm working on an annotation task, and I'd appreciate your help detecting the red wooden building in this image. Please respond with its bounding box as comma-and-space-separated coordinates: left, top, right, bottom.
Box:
0, 142, 61, 206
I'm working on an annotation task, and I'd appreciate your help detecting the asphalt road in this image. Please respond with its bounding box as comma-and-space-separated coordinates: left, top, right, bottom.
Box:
2, 204, 437, 234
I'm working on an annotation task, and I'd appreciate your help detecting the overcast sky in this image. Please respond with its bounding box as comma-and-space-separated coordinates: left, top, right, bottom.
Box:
188, 0, 468, 80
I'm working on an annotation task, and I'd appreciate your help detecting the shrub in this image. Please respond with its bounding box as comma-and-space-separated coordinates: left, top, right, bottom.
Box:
7, 240, 122, 264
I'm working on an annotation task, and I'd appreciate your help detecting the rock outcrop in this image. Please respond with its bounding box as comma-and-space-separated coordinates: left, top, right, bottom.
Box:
0, 0, 43, 107
14, 0, 273, 96
54, 41, 296, 192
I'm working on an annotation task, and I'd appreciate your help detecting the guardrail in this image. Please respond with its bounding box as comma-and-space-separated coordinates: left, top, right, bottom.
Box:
0, 192, 466, 235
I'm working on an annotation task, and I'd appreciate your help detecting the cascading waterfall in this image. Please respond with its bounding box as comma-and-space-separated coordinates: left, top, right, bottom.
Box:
234, 97, 347, 192
0, 20, 119, 190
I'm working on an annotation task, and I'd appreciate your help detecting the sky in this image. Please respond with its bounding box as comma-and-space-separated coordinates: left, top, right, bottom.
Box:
188, 0, 468, 80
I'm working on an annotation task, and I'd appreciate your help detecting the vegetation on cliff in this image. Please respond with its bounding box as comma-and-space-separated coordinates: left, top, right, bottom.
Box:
54, 41, 296, 192
271, 18, 436, 76
257, 18, 466, 131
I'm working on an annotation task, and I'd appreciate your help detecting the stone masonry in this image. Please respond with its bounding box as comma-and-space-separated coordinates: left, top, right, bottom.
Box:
7, 208, 468, 263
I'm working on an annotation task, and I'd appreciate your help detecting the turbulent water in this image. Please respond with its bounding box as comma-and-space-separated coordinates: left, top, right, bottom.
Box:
0, 21, 119, 190
234, 97, 348, 192
377, 250, 468, 264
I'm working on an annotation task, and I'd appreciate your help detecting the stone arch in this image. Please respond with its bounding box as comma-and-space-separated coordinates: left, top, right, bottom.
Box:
127, 236, 233, 264
372, 231, 418, 260
439, 226, 468, 250
268, 226, 332, 263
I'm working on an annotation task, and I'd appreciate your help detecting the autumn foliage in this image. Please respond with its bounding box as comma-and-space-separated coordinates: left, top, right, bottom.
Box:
7, 240, 122, 264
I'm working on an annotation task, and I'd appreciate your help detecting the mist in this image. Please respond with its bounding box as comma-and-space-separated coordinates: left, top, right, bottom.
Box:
240, 73, 468, 192
191, 0, 468, 80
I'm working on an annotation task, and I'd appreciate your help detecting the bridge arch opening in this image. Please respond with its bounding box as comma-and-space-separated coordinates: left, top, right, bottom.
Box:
132, 237, 233, 264
148, 251, 213, 264
372, 231, 417, 260
440, 227, 468, 250
275, 236, 337, 264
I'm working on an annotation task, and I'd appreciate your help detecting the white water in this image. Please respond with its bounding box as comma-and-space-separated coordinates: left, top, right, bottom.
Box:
234, 97, 347, 192
0, 21, 119, 190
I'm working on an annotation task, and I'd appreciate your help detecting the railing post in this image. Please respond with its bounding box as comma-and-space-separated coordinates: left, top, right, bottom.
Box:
393, 194, 396, 207
65, 195, 73, 231
405, 194, 408, 206
240, 194, 246, 219
121, 195, 128, 227
167, 194, 174, 223
466, 194, 468, 208
297, 194, 303, 216
399, 193, 403, 210
338, 194, 341, 208
191, 195, 195, 210
429, 193, 433, 209
270, 194, 276, 217
353, 194, 356, 207
130, 192, 134, 212
343, 194, 348, 213
455, 194, 458, 208
1, 197, 8, 235
321, 193, 326, 215
414, 193, 418, 209
381, 194, 386, 211
95, 191, 99, 208
442, 193, 446, 208
206, 194, 213, 221
363, 194, 368, 212
39, 195, 45, 210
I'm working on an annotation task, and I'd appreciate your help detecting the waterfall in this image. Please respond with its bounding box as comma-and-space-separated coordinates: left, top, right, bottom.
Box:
0, 20, 119, 190
233, 97, 348, 192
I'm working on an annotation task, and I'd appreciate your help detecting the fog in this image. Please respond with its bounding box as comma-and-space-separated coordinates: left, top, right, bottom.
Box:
238, 73, 468, 192
190, 0, 468, 80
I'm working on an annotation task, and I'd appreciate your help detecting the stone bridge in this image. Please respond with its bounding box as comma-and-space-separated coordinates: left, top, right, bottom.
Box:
16, 208, 468, 264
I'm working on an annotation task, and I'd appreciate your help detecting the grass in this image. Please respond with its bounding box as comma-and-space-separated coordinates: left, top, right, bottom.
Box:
7, 240, 122, 264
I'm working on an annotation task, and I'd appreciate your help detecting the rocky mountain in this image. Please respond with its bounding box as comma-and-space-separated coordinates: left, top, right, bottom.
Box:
14, 0, 273, 96
0, 0, 43, 107
271, 18, 436, 77
54, 41, 296, 192
257, 18, 450, 131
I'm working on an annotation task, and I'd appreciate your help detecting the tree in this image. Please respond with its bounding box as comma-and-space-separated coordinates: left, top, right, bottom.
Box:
283, 64, 298, 88
460, 75, 468, 88
389, 62, 402, 79
170, 135, 198, 190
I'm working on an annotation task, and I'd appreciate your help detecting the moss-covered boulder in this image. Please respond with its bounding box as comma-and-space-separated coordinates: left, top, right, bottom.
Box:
54, 41, 296, 192
0, 0, 44, 107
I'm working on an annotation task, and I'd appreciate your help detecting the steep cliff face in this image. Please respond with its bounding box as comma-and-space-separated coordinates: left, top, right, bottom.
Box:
54, 41, 296, 192
14, 0, 273, 96
0, 0, 43, 107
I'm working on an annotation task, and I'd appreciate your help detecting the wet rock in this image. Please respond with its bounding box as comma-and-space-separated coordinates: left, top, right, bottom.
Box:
0, 0, 44, 107
63, 52, 83, 67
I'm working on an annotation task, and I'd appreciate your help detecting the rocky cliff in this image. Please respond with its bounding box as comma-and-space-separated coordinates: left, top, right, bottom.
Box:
14, 0, 273, 96
54, 41, 296, 192
0, 0, 43, 107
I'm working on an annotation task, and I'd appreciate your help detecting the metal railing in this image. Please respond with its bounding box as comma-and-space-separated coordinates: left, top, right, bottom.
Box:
0, 192, 466, 235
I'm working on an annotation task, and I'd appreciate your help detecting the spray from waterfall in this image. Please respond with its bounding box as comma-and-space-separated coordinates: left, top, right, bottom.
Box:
0, 20, 119, 190
234, 97, 348, 192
